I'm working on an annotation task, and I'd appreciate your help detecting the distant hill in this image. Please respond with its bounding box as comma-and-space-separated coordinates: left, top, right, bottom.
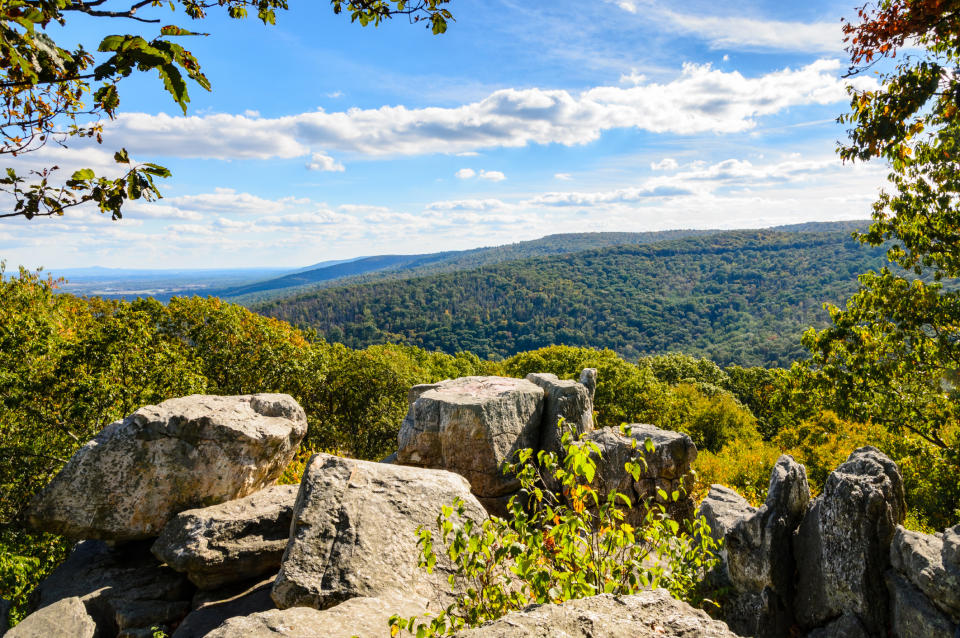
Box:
255, 225, 886, 368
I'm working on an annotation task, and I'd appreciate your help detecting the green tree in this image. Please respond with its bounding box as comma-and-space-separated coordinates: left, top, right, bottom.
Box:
0, 0, 452, 221
804, 0, 960, 523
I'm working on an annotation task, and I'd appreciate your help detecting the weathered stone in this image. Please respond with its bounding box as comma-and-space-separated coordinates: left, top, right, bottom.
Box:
396, 376, 544, 497
525, 373, 593, 459
271, 453, 488, 610
890, 526, 960, 622
579, 368, 597, 403
454, 590, 739, 637
723, 456, 809, 638
794, 447, 906, 634
580, 425, 697, 525
886, 570, 958, 638
31, 540, 192, 637
804, 612, 869, 638
205, 589, 428, 638
944, 524, 960, 567
152, 484, 298, 590
28, 394, 307, 540
698, 484, 755, 546
6, 597, 96, 638
172, 577, 276, 638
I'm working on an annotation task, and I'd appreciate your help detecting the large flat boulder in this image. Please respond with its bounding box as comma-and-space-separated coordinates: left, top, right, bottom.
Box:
152, 484, 299, 590
29, 540, 192, 638
6, 597, 96, 638
271, 453, 488, 611
453, 590, 739, 637
793, 447, 905, 635
28, 394, 307, 540
580, 425, 697, 525
525, 373, 593, 458
723, 456, 809, 638
698, 484, 755, 546
397, 376, 544, 497
889, 526, 960, 622
204, 589, 427, 638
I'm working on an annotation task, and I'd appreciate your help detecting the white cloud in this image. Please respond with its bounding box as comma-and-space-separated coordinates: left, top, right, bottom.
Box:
165, 188, 283, 215
455, 168, 477, 179
664, 11, 841, 52
478, 170, 506, 182
95, 60, 870, 161
650, 158, 679, 171
305, 152, 345, 172
554, 173, 573, 181
326, 91, 344, 99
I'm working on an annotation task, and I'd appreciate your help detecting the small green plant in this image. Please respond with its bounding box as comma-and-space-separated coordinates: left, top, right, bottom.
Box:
389, 425, 720, 636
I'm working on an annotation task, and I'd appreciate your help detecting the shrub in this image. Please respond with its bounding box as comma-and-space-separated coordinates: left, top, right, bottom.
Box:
389, 426, 720, 636
692, 441, 782, 506
660, 383, 760, 454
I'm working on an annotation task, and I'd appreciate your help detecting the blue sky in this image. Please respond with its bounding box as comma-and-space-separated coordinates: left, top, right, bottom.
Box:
2, 0, 889, 269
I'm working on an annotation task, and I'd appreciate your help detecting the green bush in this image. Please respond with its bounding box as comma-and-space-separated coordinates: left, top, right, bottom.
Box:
660, 383, 760, 454
390, 426, 720, 635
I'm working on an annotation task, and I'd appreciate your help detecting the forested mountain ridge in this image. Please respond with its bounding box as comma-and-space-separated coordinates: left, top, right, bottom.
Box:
256, 228, 890, 367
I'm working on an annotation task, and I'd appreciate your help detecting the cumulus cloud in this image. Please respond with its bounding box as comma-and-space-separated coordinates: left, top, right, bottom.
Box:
650, 158, 679, 171
554, 173, 573, 181
455, 168, 477, 179
479, 170, 506, 182
165, 188, 284, 215
95, 60, 870, 161
305, 152, 345, 172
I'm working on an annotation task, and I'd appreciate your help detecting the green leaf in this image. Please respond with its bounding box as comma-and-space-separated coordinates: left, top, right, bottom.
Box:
70, 169, 95, 181
159, 25, 206, 37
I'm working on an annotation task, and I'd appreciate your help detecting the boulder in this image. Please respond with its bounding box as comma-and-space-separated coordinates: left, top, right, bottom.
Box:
171, 577, 276, 638
30, 540, 192, 638
28, 394, 307, 540
525, 373, 593, 459
580, 425, 697, 525
579, 368, 598, 403
698, 484, 755, 546
453, 590, 739, 637
271, 453, 488, 610
152, 484, 299, 589
396, 376, 544, 497
889, 526, 960, 622
6, 597, 96, 638
794, 447, 906, 635
204, 589, 427, 638
944, 524, 960, 567
723, 456, 810, 638
886, 571, 958, 638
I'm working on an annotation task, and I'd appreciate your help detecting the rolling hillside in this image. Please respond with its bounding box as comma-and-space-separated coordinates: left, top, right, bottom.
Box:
256, 226, 888, 368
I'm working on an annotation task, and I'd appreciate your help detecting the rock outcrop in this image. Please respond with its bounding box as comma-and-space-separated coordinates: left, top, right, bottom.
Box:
794, 447, 906, 635
453, 590, 739, 637
525, 372, 593, 458
6, 597, 96, 638
889, 525, 960, 622
396, 376, 545, 498
171, 577, 276, 638
723, 456, 809, 638
28, 540, 192, 637
152, 484, 298, 590
28, 394, 307, 540
885, 571, 957, 638
580, 425, 697, 524
271, 453, 488, 611
204, 589, 428, 638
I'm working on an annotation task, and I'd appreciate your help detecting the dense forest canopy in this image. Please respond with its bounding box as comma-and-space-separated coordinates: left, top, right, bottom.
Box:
257, 229, 891, 367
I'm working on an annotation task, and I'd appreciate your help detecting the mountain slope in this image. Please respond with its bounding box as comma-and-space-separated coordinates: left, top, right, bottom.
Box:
255, 228, 888, 368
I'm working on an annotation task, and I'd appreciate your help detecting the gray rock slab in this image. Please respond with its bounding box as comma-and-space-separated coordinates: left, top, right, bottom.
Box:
579, 368, 597, 403
581, 425, 697, 525
28, 394, 307, 540
6, 597, 96, 638
172, 577, 276, 638
804, 612, 869, 638
525, 373, 593, 459
397, 376, 545, 497
271, 453, 488, 611
944, 524, 960, 567
31, 540, 192, 637
724, 456, 809, 638
890, 525, 960, 622
453, 590, 739, 637
152, 484, 298, 589
794, 446, 906, 634
204, 589, 428, 638
886, 570, 958, 638
698, 484, 755, 545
